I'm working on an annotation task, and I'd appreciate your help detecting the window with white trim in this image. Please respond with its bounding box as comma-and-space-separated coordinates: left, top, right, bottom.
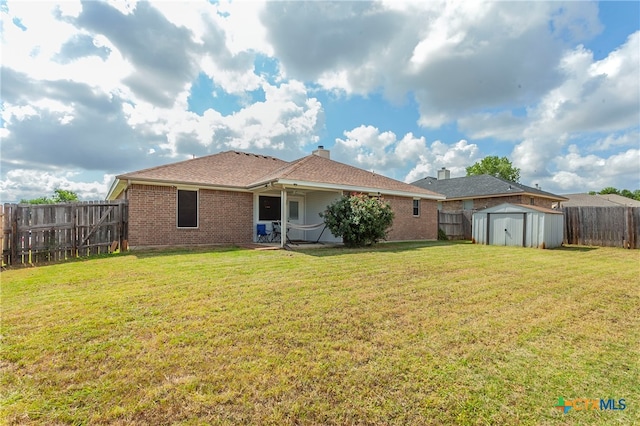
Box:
413, 199, 420, 216
177, 189, 198, 228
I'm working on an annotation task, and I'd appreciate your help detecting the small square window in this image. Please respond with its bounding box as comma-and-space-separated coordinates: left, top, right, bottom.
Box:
413, 199, 420, 216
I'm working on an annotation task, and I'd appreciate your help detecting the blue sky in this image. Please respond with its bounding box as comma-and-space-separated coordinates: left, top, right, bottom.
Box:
1, 0, 638, 202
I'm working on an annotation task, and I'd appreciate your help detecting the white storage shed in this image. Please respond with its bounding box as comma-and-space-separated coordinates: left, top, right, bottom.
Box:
472, 203, 564, 249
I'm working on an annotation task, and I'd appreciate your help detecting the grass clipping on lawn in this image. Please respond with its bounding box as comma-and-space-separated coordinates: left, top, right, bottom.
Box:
2, 242, 639, 425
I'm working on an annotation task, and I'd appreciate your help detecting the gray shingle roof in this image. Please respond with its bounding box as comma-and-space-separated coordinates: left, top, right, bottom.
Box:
411, 174, 567, 201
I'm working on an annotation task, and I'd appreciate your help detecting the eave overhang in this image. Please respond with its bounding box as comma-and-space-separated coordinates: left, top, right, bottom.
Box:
106, 177, 251, 200
248, 178, 445, 200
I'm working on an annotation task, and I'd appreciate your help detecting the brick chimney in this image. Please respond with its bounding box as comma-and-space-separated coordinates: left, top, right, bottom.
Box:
312, 145, 330, 159
437, 167, 450, 180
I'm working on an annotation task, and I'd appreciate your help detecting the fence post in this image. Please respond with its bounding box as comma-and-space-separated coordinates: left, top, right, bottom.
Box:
72, 204, 78, 258
625, 207, 635, 249
10, 204, 18, 266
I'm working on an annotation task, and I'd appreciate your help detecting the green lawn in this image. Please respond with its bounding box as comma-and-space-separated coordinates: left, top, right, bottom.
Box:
2, 242, 638, 425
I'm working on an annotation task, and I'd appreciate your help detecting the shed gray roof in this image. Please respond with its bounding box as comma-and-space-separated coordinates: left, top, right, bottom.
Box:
411, 174, 567, 201
476, 203, 563, 214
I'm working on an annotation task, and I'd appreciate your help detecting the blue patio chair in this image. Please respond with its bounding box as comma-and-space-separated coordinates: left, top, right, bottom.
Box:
256, 223, 269, 243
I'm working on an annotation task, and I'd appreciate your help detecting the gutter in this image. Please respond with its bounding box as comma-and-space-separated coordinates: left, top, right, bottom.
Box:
249, 179, 446, 200
107, 177, 254, 198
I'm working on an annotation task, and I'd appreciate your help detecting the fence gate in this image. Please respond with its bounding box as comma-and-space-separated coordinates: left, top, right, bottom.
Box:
438, 210, 473, 240
2, 201, 128, 266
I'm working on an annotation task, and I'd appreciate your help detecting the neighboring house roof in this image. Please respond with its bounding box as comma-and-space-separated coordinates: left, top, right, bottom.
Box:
411, 174, 567, 201
560, 193, 640, 207
107, 150, 444, 200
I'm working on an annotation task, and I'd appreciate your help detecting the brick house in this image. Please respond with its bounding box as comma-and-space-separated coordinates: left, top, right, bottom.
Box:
411, 170, 567, 212
106, 148, 444, 248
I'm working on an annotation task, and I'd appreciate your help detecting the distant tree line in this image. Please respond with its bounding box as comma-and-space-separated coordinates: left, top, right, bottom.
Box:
20, 189, 79, 204
589, 187, 640, 201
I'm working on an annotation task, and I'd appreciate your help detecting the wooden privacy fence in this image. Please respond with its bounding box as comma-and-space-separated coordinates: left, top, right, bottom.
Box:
2, 201, 128, 266
438, 210, 473, 240
563, 206, 639, 249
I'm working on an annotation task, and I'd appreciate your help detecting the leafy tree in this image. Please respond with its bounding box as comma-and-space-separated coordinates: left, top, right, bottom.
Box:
52, 189, 79, 202
320, 193, 395, 247
598, 187, 619, 195
595, 187, 640, 201
466, 156, 521, 183
21, 196, 54, 204
620, 189, 635, 199
21, 189, 79, 204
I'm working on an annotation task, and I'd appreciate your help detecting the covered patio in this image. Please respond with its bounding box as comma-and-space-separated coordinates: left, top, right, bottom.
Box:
252, 185, 341, 248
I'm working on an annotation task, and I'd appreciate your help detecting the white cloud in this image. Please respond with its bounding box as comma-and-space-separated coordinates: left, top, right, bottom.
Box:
217, 0, 271, 56
333, 125, 407, 170
588, 131, 640, 152
530, 32, 640, 135
1, 0, 637, 202
261, 1, 601, 128
0, 169, 113, 202
119, 79, 324, 160
333, 125, 480, 182
510, 31, 640, 187
405, 140, 481, 183
548, 147, 640, 192
1, 1, 323, 182
458, 111, 527, 141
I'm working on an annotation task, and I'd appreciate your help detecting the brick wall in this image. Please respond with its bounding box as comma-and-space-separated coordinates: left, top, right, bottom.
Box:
126, 184, 253, 247
386, 196, 438, 241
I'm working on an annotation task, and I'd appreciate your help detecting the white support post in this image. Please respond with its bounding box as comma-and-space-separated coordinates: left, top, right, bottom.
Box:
281, 188, 288, 248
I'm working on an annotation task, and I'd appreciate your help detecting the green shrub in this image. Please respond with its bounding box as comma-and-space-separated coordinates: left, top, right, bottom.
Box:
321, 194, 394, 247
438, 228, 449, 241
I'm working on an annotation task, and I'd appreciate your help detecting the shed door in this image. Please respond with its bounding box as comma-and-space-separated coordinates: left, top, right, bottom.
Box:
488, 213, 525, 246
